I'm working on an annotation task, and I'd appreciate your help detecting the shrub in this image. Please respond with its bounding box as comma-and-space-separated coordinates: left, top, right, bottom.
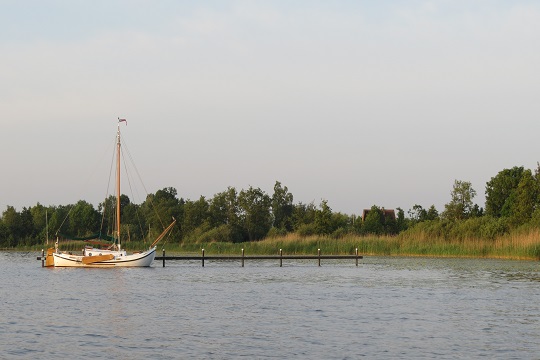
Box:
479, 217, 508, 240
297, 223, 317, 237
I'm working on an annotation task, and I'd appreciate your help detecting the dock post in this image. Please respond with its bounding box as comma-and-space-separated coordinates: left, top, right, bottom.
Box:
241, 249, 244, 267
202, 249, 205, 267
41, 249, 45, 268
163, 248, 165, 267
355, 248, 358, 267
279, 249, 282, 267
318, 249, 321, 267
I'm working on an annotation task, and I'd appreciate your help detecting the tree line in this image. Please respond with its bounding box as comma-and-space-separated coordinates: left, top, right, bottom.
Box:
402, 165, 540, 241
1, 164, 540, 247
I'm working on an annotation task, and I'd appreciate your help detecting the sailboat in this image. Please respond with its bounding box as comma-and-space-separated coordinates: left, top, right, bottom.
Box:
48, 119, 176, 267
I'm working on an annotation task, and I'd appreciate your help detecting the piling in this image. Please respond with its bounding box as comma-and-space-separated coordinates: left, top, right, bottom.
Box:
202, 249, 205, 267
41, 249, 45, 268
162, 248, 166, 267
318, 249, 321, 267
279, 249, 283, 267
241, 249, 244, 267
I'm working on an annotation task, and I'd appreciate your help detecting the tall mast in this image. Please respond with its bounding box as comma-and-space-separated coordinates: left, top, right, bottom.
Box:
116, 121, 122, 250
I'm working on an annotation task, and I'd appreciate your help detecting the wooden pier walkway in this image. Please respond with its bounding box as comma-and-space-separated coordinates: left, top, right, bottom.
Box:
156, 249, 363, 267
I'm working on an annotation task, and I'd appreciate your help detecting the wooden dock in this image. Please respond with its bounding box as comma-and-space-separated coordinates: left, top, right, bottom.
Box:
156, 249, 363, 267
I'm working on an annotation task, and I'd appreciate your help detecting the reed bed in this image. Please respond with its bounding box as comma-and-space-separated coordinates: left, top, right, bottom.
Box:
396, 228, 540, 259
160, 231, 540, 260
25, 230, 540, 260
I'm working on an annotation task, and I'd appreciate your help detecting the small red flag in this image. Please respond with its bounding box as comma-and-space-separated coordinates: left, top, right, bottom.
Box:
118, 118, 127, 125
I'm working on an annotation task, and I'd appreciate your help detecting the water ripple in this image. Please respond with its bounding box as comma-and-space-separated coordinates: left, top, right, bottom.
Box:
0, 253, 539, 359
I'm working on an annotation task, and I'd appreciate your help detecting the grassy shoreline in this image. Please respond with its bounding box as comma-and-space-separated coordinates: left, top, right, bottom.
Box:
174, 233, 540, 260
18, 231, 540, 261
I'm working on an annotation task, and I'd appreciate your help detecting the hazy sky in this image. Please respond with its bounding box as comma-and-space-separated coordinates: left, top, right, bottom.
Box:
1, 0, 539, 216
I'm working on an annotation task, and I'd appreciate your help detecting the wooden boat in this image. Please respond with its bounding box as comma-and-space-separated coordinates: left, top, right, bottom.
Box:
48, 119, 175, 267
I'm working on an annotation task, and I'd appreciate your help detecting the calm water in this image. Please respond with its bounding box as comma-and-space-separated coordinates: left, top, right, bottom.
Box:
0, 252, 539, 359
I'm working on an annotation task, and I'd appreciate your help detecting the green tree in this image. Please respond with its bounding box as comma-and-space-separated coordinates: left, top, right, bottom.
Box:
182, 196, 210, 235
443, 180, 476, 220
209, 191, 228, 227
49, 205, 70, 238
408, 204, 427, 223
99, 194, 134, 237
314, 199, 333, 235
363, 205, 384, 235
209, 187, 242, 242
292, 202, 317, 230
122, 202, 145, 241
426, 205, 439, 220
331, 212, 351, 233
2, 206, 22, 247
271, 181, 294, 231
534, 162, 540, 204
0, 221, 8, 247
408, 204, 438, 224
30, 203, 49, 243
469, 204, 484, 218
68, 200, 100, 237
238, 186, 272, 241
143, 187, 183, 239
384, 212, 398, 235
485, 166, 525, 217
19, 207, 35, 245
510, 169, 537, 226
396, 207, 407, 232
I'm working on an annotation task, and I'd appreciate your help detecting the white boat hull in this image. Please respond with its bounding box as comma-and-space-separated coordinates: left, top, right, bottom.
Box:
52, 247, 157, 267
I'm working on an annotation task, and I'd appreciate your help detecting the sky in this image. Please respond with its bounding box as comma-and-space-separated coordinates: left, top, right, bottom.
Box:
1, 0, 540, 216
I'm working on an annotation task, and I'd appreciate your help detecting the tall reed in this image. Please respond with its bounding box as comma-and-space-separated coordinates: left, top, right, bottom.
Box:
159, 230, 540, 260
27, 229, 540, 260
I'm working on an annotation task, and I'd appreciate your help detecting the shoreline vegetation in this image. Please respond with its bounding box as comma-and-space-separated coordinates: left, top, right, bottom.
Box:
16, 230, 540, 261
4, 166, 540, 261
166, 231, 540, 260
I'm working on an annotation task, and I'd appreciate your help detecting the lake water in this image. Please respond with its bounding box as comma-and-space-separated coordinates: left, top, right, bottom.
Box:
1, 252, 539, 359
